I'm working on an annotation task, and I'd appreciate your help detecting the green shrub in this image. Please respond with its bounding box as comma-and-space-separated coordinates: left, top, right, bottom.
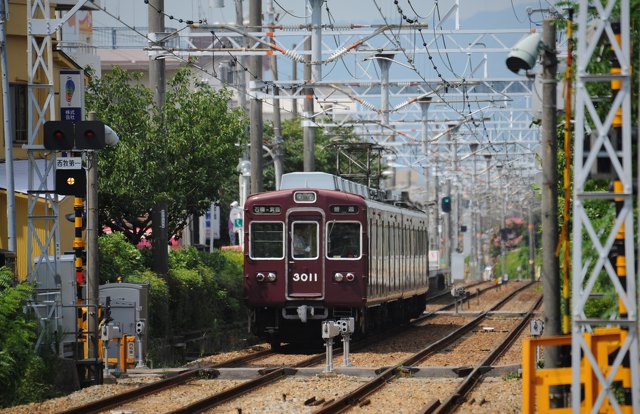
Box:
98, 233, 145, 283
0, 267, 58, 407
127, 270, 169, 337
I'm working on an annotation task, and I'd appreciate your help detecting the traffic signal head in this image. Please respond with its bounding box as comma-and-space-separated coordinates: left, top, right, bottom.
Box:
441, 196, 451, 213
75, 121, 106, 150
44, 121, 74, 150
55, 169, 87, 197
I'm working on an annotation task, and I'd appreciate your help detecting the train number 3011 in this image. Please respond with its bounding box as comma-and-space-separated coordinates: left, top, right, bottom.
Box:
292, 273, 318, 282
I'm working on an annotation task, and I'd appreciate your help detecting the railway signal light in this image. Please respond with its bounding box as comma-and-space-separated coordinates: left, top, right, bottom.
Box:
74, 121, 106, 150
55, 168, 87, 197
44, 121, 74, 150
43, 120, 106, 150
441, 196, 451, 213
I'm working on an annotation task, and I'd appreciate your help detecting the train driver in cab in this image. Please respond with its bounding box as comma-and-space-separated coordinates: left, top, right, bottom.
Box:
293, 225, 313, 258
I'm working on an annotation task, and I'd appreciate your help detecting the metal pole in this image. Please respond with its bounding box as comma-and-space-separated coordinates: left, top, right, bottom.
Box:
528, 203, 535, 281
0, 1, 16, 252
377, 54, 394, 189
310, 0, 322, 81
291, 44, 298, 118
249, 0, 263, 193
541, 18, 561, 367
149, 0, 168, 275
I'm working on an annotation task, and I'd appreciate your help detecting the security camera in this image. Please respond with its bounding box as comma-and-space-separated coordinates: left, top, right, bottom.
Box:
506, 33, 542, 74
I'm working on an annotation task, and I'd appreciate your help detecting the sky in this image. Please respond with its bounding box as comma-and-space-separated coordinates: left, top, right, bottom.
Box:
92, 0, 558, 32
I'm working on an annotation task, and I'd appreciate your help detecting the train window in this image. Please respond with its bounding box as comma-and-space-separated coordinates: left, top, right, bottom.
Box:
292, 222, 318, 259
326, 222, 361, 259
249, 222, 284, 259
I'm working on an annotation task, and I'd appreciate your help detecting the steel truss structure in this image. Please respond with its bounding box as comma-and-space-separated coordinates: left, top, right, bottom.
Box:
572, 0, 639, 412
26, 0, 90, 346
143, 18, 542, 202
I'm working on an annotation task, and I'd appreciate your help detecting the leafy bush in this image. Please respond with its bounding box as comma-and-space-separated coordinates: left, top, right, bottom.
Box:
98, 232, 145, 283
127, 270, 169, 338
97, 238, 246, 342
0, 267, 57, 407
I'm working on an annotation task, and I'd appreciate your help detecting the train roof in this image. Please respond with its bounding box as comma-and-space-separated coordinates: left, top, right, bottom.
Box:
280, 172, 371, 199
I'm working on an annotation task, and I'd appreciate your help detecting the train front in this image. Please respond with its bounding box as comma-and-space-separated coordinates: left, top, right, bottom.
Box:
243, 188, 367, 347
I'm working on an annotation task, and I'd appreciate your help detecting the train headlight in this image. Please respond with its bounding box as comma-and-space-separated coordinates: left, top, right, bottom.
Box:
334, 272, 344, 282
256, 273, 266, 282
345, 272, 355, 282
267, 272, 277, 282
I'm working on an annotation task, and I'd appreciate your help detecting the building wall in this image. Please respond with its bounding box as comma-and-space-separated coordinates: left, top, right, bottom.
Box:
0, 192, 74, 280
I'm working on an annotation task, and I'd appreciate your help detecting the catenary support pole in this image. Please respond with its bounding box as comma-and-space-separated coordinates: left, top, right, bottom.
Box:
148, 0, 168, 275
249, 0, 264, 193
540, 17, 561, 368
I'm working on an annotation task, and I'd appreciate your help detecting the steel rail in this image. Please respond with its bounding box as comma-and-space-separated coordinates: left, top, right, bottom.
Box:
60, 368, 204, 414
427, 294, 543, 414
168, 367, 293, 414
59, 280, 513, 414
310, 281, 535, 414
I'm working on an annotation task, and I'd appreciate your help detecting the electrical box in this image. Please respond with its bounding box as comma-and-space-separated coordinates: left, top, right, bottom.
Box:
99, 283, 149, 364
31, 255, 78, 357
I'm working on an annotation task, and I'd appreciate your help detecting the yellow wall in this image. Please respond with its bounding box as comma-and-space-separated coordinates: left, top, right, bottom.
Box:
0, 192, 75, 280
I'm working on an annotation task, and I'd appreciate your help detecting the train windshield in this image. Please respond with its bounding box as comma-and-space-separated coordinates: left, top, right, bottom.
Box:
292, 222, 318, 259
249, 222, 284, 259
326, 222, 361, 259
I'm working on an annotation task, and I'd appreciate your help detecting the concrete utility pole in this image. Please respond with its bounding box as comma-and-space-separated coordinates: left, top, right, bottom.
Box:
418, 97, 432, 249
234, 0, 247, 111
0, 0, 16, 253
86, 111, 99, 366
249, 0, 264, 193
541, 18, 561, 368
149, 0, 169, 275
302, 36, 315, 171
267, 0, 284, 188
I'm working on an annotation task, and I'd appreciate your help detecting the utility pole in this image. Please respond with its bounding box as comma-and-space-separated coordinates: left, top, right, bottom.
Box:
149, 0, 168, 275
86, 111, 99, 369
249, 0, 263, 193
302, 34, 314, 171
0, 0, 16, 252
291, 44, 298, 117
267, 0, 284, 189
234, 0, 247, 111
541, 17, 561, 368
418, 97, 432, 249
377, 54, 393, 189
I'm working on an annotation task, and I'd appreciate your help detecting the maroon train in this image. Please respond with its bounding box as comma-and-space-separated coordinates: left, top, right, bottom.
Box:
243, 172, 430, 347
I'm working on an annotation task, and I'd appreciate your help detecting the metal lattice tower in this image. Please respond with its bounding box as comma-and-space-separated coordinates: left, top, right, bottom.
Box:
26, 0, 90, 347
572, 0, 639, 412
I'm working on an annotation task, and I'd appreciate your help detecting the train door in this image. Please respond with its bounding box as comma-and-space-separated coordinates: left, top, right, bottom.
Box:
286, 217, 324, 299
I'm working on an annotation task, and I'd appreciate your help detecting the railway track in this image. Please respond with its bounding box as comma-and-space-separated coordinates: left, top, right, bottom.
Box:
309, 281, 539, 414
58, 280, 531, 414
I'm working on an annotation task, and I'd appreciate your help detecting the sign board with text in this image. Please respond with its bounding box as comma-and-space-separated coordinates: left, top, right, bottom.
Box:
60, 70, 84, 123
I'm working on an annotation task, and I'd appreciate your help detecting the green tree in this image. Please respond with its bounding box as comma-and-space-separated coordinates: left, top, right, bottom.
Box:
86, 67, 246, 244
263, 117, 373, 190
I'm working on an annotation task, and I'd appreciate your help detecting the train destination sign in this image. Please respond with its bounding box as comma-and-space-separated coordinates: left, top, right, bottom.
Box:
330, 205, 359, 214
252, 205, 282, 214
